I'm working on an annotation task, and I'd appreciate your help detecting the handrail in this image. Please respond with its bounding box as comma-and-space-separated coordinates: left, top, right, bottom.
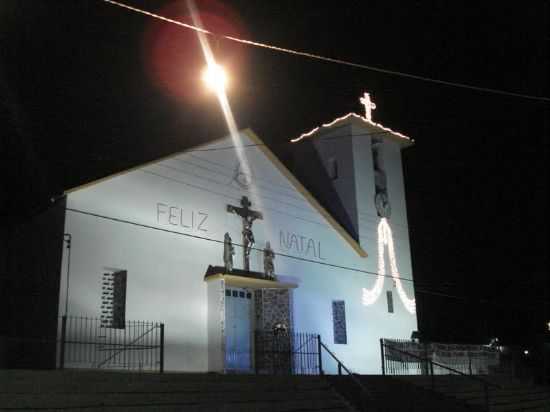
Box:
318, 338, 374, 411
381, 340, 500, 412
381, 341, 500, 389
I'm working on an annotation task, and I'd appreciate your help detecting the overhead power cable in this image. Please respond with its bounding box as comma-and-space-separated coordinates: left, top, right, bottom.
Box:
66, 206, 416, 283
65, 207, 550, 309
101, 0, 549, 103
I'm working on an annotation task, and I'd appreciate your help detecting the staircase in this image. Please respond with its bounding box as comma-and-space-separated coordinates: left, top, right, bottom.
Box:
329, 375, 473, 412
0, 369, 354, 411
399, 375, 550, 412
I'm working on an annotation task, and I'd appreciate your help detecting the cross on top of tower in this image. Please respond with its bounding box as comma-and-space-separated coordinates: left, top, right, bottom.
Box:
360, 92, 377, 121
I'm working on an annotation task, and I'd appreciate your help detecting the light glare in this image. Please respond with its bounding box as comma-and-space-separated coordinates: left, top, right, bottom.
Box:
202, 64, 227, 92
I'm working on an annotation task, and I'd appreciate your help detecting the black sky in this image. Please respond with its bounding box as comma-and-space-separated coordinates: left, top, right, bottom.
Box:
1, 0, 548, 344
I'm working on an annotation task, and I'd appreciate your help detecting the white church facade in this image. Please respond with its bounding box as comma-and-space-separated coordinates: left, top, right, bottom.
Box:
57, 97, 417, 374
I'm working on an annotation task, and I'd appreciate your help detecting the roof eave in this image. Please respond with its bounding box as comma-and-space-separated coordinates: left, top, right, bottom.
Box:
291, 112, 414, 149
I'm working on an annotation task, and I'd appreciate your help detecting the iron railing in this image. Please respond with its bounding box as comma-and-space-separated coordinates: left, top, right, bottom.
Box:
59, 316, 164, 372
381, 339, 500, 411
318, 339, 375, 412
254, 331, 374, 410
254, 331, 319, 375
381, 338, 500, 376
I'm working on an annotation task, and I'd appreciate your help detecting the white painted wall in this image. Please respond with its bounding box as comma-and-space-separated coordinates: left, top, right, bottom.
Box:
350, 122, 417, 321
59, 128, 417, 374
312, 124, 359, 236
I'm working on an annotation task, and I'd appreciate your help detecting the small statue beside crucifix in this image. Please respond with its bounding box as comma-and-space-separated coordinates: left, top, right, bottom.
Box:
227, 196, 263, 272
223, 232, 235, 273
263, 241, 275, 280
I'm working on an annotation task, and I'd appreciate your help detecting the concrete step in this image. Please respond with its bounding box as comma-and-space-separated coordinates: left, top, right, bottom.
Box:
352, 375, 473, 412
0, 394, 349, 410
489, 398, 550, 412
0, 405, 351, 412
0, 371, 329, 390
459, 390, 550, 404
0, 388, 333, 406
397, 374, 532, 390
0, 380, 331, 394
1, 370, 325, 383
396, 374, 550, 412
0, 370, 353, 412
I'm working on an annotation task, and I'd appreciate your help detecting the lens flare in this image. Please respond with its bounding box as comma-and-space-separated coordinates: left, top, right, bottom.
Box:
143, 0, 247, 103
187, 0, 267, 246
202, 63, 228, 92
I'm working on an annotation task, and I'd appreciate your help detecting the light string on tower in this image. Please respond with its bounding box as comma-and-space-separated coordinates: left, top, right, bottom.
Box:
356, 92, 416, 314
361, 220, 386, 306
362, 218, 416, 315
64, 207, 550, 310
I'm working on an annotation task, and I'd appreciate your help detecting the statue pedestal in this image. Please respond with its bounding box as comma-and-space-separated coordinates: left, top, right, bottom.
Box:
204, 266, 297, 373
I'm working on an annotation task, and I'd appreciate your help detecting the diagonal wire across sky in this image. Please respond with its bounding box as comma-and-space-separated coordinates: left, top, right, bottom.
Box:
101, 0, 549, 103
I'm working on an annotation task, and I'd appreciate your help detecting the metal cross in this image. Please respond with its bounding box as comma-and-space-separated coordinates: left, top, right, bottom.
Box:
360, 92, 377, 121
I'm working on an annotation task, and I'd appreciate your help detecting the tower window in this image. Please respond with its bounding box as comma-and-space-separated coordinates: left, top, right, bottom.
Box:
386, 290, 394, 313
371, 138, 391, 218
332, 300, 347, 344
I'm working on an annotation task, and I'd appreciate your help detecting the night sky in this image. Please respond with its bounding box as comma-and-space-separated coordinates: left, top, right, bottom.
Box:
1, 1, 548, 344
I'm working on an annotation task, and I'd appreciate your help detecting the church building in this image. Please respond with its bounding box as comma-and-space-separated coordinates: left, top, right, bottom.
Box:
57, 94, 417, 374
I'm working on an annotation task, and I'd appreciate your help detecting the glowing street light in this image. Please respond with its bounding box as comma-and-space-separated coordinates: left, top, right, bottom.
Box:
202, 63, 228, 93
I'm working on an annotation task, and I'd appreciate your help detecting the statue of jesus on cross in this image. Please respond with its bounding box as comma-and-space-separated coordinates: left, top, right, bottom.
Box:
227, 196, 263, 272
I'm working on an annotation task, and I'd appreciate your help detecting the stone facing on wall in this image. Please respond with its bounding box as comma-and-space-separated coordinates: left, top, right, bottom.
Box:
219, 279, 226, 361
254, 288, 293, 375
100, 270, 127, 329
254, 289, 292, 331
332, 300, 347, 344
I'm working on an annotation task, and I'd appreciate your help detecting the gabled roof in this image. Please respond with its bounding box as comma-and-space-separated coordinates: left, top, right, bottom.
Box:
291, 112, 414, 148
64, 128, 368, 258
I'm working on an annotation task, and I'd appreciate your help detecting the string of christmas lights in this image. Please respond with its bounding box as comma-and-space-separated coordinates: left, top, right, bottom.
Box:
361, 219, 386, 306
65, 207, 549, 310
363, 218, 416, 314
291, 112, 411, 143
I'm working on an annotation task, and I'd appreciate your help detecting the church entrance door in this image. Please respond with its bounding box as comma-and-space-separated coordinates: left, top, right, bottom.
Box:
225, 287, 254, 372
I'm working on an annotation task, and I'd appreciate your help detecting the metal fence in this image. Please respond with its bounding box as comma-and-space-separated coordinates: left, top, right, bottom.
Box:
381, 338, 500, 376
59, 316, 164, 372
380, 339, 500, 412
254, 331, 320, 375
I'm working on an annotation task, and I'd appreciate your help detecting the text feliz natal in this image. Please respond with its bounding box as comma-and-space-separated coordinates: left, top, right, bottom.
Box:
155, 203, 324, 260
279, 231, 325, 260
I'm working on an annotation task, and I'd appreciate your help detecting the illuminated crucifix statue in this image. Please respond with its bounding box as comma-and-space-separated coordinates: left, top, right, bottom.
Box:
360, 92, 377, 121
227, 196, 263, 272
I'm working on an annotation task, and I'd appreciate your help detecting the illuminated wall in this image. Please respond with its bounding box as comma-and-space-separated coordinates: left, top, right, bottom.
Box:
59, 125, 417, 373
303, 118, 417, 369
